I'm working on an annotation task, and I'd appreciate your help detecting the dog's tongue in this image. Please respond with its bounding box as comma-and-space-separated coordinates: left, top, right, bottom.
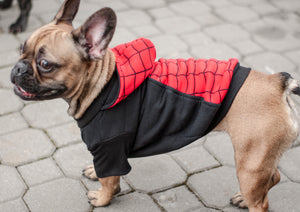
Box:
16, 84, 36, 98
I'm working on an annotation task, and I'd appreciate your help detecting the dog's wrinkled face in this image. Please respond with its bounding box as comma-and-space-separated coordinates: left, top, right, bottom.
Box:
12, 23, 79, 100
11, 0, 116, 101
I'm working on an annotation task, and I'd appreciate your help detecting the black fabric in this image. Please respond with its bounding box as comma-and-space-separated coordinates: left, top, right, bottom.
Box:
78, 65, 251, 178
204, 64, 251, 134
77, 70, 119, 128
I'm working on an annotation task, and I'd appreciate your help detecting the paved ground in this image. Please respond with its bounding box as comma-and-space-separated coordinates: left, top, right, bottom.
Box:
0, 0, 300, 211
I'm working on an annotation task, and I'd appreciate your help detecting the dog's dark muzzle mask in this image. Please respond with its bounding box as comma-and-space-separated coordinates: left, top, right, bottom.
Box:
11, 60, 67, 100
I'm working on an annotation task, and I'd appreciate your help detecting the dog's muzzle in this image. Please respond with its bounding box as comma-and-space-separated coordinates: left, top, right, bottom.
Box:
11, 60, 33, 82
11, 60, 67, 101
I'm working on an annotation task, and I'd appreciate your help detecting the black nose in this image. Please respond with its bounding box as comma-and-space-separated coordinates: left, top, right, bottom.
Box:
12, 61, 29, 76
11, 60, 33, 83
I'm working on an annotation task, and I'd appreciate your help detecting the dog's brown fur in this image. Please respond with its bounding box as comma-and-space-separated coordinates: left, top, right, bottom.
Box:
11, 0, 300, 211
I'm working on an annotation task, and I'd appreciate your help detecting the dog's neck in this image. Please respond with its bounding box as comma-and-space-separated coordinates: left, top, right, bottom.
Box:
66, 49, 116, 119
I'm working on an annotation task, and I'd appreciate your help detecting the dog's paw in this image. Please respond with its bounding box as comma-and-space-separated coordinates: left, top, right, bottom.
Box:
87, 189, 113, 207
230, 192, 247, 209
82, 165, 98, 181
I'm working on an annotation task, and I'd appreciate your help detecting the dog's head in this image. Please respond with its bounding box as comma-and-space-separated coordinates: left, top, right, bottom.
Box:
11, 0, 116, 101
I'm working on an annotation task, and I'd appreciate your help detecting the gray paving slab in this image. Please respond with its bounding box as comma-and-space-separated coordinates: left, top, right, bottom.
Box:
0, 34, 20, 53
279, 146, 300, 182
270, 0, 300, 11
244, 52, 296, 74
0, 165, 26, 203
204, 24, 250, 43
149, 7, 176, 19
0, 112, 28, 135
187, 166, 239, 208
46, 121, 81, 147
53, 143, 93, 178
0, 199, 28, 212
152, 185, 204, 212
189, 208, 221, 212
285, 49, 300, 66
191, 41, 240, 60
171, 145, 220, 174
118, 10, 151, 27
182, 32, 214, 47
88, 0, 129, 11
269, 182, 300, 211
230, 39, 263, 56
202, 0, 232, 9
215, 5, 259, 23
223, 206, 246, 212
169, 1, 211, 17
204, 133, 235, 167
24, 178, 90, 212
150, 34, 188, 58
18, 158, 63, 187
124, 0, 165, 9
81, 176, 132, 196
0, 67, 13, 88
110, 27, 137, 47
242, 16, 300, 52
0, 89, 24, 115
155, 16, 200, 35
250, 1, 279, 15
94, 192, 161, 212
132, 25, 161, 38
125, 155, 186, 193
21, 99, 72, 129
0, 129, 55, 166
0, 50, 20, 67
31, 0, 61, 15
194, 12, 223, 27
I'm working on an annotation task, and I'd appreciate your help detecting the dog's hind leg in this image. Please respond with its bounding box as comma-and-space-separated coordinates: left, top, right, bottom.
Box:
231, 147, 281, 212
216, 70, 299, 211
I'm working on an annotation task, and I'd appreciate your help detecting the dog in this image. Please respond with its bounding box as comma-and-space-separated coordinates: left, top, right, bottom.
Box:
0, 0, 31, 33
10, 0, 300, 211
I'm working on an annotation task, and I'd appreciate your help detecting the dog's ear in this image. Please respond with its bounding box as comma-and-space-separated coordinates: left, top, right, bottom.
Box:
53, 0, 80, 25
72, 7, 117, 60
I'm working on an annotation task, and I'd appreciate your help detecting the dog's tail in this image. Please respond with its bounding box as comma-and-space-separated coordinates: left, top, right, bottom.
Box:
280, 72, 300, 96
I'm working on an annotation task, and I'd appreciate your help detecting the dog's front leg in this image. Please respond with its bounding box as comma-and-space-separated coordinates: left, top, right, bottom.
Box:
87, 176, 121, 207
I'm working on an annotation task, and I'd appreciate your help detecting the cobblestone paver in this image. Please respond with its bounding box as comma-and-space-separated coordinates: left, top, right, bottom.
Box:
0, 0, 299, 211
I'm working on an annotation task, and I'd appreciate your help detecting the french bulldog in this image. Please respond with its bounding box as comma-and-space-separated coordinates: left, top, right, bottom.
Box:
0, 0, 31, 33
10, 0, 300, 211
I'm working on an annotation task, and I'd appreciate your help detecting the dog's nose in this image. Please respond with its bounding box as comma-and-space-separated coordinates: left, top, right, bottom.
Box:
11, 60, 33, 83
12, 61, 29, 76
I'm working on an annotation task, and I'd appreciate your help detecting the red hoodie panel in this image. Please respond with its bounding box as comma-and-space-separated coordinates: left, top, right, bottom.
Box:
151, 58, 238, 104
111, 38, 238, 107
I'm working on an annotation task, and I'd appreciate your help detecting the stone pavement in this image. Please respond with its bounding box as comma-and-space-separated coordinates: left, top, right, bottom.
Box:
0, 0, 300, 211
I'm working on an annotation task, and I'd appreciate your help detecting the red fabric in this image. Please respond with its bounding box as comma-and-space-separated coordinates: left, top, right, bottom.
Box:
111, 38, 239, 107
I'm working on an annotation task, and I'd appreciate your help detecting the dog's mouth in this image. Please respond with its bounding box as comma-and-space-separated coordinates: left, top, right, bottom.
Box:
14, 83, 37, 99
14, 83, 38, 100
13, 83, 66, 100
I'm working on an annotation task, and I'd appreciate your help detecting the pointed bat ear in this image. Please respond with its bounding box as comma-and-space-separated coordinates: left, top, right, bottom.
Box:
53, 0, 80, 25
72, 7, 117, 60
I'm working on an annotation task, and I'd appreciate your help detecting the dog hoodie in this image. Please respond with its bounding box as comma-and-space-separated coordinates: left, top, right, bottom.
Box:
77, 38, 251, 178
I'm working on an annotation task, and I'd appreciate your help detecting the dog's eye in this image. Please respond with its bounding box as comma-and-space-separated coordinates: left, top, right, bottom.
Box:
39, 59, 52, 71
